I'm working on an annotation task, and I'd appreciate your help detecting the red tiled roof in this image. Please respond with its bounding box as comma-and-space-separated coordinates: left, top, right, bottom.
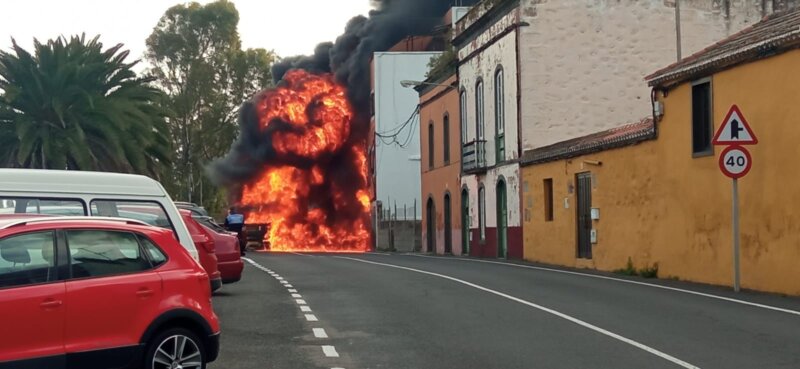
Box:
646, 8, 800, 87
520, 118, 655, 166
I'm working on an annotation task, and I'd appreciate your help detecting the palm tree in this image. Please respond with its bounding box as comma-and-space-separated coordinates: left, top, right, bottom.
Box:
0, 34, 172, 177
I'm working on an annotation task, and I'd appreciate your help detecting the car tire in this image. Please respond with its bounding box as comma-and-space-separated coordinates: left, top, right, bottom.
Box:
144, 327, 207, 369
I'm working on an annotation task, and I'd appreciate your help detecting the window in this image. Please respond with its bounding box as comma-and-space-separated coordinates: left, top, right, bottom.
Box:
494, 68, 505, 161
543, 179, 554, 221
138, 236, 167, 268
428, 121, 435, 169
443, 113, 450, 165
0, 232, 56, 288
0, 197, 85, 216
460, 89, 467, 144
91, 200, 174, 232
692, 80, 713, 155
478, 186, 486, 240
476, 80, 485, 140
67, 230, 151, 278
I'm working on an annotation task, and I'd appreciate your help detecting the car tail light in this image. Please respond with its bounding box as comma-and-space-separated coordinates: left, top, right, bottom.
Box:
199, 239, 215, 253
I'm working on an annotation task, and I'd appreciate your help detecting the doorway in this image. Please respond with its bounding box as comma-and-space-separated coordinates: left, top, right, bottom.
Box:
461, 189, 469, 256
444, 193, 452, 254
426, 197, 436, 254
496, 179, 508, 258
576, 173, 592, 259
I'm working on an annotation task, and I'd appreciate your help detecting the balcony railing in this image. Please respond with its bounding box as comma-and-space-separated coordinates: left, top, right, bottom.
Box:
462, 139, 487, 174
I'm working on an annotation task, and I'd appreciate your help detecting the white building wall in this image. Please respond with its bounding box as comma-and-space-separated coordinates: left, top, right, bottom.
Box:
458, 7, 521, 233
518, 0, 773, 150
373, 51, 442, 218
461, 165, 521, 229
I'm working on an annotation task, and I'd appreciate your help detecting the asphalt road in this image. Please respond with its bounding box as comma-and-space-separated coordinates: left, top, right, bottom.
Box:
209, 252, 800, 369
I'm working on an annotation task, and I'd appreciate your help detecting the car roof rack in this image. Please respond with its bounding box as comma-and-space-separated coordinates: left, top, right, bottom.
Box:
0, 216, 152, 230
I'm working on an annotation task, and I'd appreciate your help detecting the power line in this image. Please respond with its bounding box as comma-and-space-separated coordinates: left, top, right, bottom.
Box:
375, 105, 421, 148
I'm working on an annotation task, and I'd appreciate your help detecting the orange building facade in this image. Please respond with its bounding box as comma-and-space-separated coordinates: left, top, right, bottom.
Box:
418, 74, 464, 254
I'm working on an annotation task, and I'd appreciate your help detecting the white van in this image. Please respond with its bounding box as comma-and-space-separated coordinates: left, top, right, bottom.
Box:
0, 169, 199, 261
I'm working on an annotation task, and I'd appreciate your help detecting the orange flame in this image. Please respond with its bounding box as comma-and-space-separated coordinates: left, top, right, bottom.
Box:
240, 70, 370, 252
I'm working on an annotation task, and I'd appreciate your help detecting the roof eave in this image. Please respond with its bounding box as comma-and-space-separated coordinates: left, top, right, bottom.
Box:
647, 31, 800, 88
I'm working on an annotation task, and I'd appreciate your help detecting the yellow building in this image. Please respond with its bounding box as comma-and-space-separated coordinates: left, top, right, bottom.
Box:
520, 10, 800, 295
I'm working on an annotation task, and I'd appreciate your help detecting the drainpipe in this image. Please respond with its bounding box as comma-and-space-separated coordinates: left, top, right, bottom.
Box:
675, 0, 682, 61
651, 87, 660, 139
515, 7, 524, 259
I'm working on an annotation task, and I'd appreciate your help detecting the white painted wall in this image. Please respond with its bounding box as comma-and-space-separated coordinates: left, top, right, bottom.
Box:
373, 51, 442, 218
457, 7, 521, 233
461, 164, 521, 233
518, 0, 773, 150
458, 29, 519, 165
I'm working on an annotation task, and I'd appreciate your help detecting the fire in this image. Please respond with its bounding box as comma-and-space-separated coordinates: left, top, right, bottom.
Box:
240, 70, 370, 252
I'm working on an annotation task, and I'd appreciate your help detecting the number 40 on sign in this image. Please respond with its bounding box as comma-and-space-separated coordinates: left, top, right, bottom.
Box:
719, 145, 752, 179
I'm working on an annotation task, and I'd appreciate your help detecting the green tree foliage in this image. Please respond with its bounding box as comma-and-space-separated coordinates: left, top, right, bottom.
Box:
0, 35, 171, 177
146, 0, 276, 214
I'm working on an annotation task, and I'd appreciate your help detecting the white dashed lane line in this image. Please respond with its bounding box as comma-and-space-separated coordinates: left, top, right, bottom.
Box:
313, 328, 329, 338
322, 346, 339, 358
243, 257, 345, 367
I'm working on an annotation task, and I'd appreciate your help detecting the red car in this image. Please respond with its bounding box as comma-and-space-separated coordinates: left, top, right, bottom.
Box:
193, 216, 243, 284
180, 210, 222, 292
0, 214, 220, 369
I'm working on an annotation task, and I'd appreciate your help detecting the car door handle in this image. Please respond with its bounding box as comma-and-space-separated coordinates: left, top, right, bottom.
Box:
40, 298, 62, 309
136, 288, 155, 298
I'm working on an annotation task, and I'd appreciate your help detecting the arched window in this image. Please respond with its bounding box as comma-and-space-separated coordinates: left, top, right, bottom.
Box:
460, 89, 467, 144
475, 79, 485, 140
443, 113, 450, 165
494, 67, 505, 160
428, 121, 434, 169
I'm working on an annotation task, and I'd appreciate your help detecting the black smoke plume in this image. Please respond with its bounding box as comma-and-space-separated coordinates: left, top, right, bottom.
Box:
210, 0, 478, 188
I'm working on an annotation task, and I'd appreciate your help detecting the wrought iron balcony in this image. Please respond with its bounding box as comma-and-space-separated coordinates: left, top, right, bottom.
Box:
462, 139, 487, 174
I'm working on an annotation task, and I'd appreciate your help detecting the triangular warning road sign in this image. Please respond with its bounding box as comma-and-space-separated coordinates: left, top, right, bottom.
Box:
713, 104, 757, 145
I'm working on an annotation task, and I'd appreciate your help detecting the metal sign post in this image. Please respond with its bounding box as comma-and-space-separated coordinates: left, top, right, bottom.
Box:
714, 105, 757, 293
732, 178, 740, 292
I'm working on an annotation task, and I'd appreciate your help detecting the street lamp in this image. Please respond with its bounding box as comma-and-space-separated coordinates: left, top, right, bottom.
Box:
400, 80, 455, 89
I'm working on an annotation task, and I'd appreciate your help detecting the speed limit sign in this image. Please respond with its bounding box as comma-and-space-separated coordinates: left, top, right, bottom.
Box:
719, 145, 752, 179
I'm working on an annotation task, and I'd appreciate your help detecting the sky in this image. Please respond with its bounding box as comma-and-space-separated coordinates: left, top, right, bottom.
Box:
0, 0, 373, 64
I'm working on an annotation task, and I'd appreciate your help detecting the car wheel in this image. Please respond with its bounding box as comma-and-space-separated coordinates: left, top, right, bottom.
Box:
145, 327, 206, 369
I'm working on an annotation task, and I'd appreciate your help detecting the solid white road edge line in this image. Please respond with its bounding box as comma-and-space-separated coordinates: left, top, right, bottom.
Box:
338, 256, 700, 369
322, 345, 339, 358
313, 328, 329, 338
305, 314, 319, 322
403, 254, 800, 317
